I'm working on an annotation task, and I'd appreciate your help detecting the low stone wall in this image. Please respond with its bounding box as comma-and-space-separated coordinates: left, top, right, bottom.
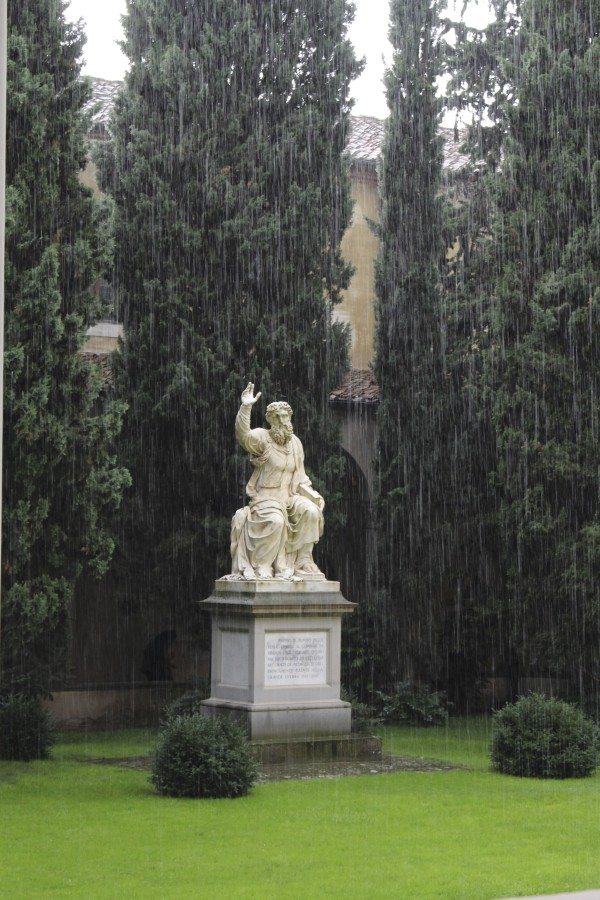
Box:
45, 676, 574, 730
44, 682, 193, 731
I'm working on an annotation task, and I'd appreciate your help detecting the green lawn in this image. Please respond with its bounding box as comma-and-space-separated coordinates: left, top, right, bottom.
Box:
380, 714, 493, 770
1, 719, 599, 899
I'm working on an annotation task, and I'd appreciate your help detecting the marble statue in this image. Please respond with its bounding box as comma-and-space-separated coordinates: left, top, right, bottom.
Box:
228, 383, 325, 580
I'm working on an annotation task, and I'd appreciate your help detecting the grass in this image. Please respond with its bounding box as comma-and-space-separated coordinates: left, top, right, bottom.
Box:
1, 718, 599, 899
55, 728, 158, 761
380, 714, 493, 770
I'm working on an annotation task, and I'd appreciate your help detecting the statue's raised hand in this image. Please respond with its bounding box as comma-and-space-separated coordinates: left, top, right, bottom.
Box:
241, 382, 262, 406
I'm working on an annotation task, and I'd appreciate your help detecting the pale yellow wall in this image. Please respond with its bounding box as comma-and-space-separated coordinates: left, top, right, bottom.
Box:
79, 155, 116, 353
83, 334, 120, 353
82, 322, 123, 354
80, 156, 103, 199
336, 169, 380, 369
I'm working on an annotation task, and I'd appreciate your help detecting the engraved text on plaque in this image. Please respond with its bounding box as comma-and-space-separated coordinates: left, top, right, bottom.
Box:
264, 631, 328, 686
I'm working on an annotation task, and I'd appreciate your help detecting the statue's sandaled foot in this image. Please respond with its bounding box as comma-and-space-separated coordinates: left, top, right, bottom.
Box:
294, 558, 326, 579
275, 567, 294, 580
256, 565, 274, 579
241, 566, 256, 580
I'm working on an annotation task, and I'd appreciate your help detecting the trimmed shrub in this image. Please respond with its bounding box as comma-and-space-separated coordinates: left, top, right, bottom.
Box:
0, 695, 56, 761
491, 693, 599, 779
163, 684, 210, 722
375, 682, 448, 726
151, 714, 257, 798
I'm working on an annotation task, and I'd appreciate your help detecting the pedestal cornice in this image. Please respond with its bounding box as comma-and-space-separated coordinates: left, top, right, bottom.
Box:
200, 578, 356, 618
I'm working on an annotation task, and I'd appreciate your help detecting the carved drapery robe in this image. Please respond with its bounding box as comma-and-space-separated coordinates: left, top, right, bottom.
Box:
230, 405, 324, 578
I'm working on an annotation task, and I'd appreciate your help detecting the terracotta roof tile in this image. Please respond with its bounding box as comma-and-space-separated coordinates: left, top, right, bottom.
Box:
439, 126, 472, 173
84, 78, 122, 137
330, 368, 380, 404
346, 115, 385, 163
346, 115, 471, 172
78, 350, 114, 386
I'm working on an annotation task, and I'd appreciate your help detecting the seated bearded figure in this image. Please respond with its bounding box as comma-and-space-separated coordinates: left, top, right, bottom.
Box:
229, 383, 325, 580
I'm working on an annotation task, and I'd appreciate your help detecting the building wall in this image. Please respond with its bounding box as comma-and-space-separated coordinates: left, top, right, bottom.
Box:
80, 156, 103, 200
336, 168, 379, 369
84, 321, 123, 353
331, 403, 378, 499
83, 335, 118, 353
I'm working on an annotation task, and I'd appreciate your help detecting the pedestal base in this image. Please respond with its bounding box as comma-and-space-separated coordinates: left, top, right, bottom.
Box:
201, 696, 351, 740
251, 734, 382, 765
199, 578, 356, 742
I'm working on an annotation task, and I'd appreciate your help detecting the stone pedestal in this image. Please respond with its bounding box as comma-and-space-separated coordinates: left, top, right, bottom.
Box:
200, 578, 356, 741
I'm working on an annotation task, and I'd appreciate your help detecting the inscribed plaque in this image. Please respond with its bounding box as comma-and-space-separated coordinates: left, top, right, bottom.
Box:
264, 631, 328, 686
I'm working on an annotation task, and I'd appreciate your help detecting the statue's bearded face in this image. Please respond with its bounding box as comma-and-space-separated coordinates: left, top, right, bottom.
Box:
271, 411, 294, 446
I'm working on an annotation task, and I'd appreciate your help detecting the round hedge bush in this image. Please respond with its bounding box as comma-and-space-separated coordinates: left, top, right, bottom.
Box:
0, 695, 56, 761
151, 714, 257, 798
163, 685, 210, 722
491, 693, 599, 779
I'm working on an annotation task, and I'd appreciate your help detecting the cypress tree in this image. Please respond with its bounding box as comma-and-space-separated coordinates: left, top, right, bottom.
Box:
447, 0, 600, 696
2, 0, 130, 695
435, 172, 505, 709
444, 1, 523, 168
100, 0, 360, 612
483, 0, 600, 692
425, 5, 519, 706
374, 0, 449, 684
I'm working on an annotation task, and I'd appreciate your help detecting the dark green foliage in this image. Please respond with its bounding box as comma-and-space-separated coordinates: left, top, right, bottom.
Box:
2, 0, 130, 695
151, 714, 257, 798
446, 0, 600, 693
491, 0, 600, 692
375, 0, 507, 697
375, 683, 449, 727
350, 699, 376, 733
99, 0, 361, 613
443, 1, 522, 168
163, 685, 210, 721
0, 695, 56, 761
491, 694, 599, 779
374, 0, 451, 683
340, 688, 377, 733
